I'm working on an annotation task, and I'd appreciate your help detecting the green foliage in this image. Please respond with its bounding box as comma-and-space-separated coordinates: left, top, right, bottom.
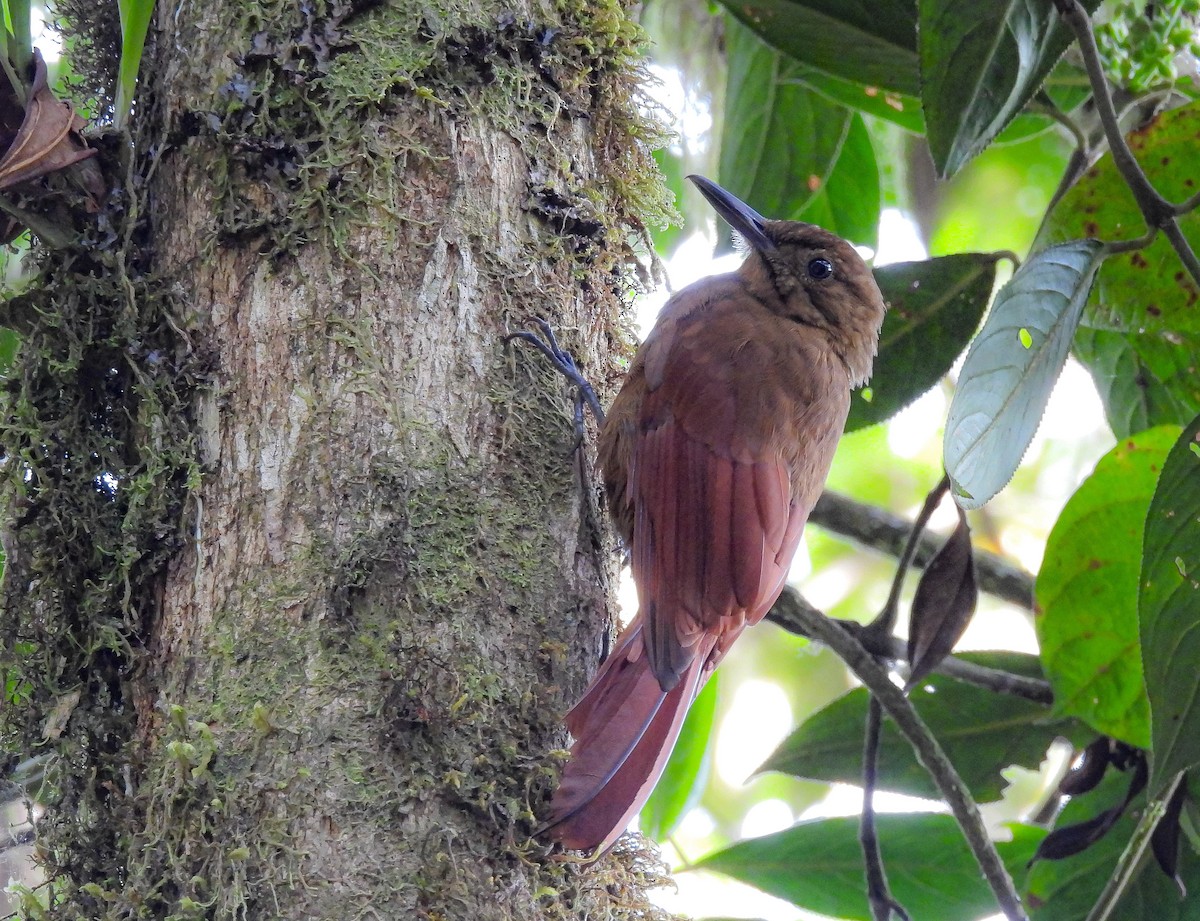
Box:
1037, 427, 1179, 748
846, 253, 997, 431
1026, 771, 1200, 920
719, 16, 880, 250
640, 672, 719, 841
1097, 0, 1200, 92
115, 0, 155, 128
697, 814, 1044, 920
763, 653, 1088, 802
919, 0, 1103, 176
1140, 415, 1200, 795
717, 0, 919, 96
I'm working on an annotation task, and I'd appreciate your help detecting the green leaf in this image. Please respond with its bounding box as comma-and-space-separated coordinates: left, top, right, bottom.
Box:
1026, 771, 1200, 921
919, 0, 1103, 177
794, 110, 880, 248
762, 652, 1086, 802
1, 0, 31, 74
1073, 326, 1200, 440
640, 671, 719, 841
1042, 101, 1200, 337
1140, 414, 1200, 796
697, 813, 1044, 921
1036, 428, 1181, 748
716, 0, 919, 96
718, 16, 853, 247
787, 66, 924, 133
116, 0, 156, 129
0, 326, 18, 376
847, 254, 997, 432
944, 239, 1107, 509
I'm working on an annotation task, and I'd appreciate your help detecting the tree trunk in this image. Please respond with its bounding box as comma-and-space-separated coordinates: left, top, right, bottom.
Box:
1, 1, 675, 917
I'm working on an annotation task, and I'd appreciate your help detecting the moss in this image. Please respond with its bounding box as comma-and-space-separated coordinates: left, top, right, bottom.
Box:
0, 147, 205, 915
169, 0, 675, 266
1, 0, 677, 915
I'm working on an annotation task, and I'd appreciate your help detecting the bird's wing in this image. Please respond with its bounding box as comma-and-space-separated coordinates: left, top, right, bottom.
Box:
631, 309, 813, 689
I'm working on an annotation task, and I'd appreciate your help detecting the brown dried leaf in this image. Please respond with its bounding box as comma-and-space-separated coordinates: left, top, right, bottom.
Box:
906, 505, 978, 686
0, 49, 101, 199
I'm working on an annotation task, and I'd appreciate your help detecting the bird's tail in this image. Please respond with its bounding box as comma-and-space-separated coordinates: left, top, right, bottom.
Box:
542, 619, 716, 854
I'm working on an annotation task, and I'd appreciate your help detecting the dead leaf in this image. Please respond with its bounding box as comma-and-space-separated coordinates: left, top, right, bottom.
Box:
906, 505, 978, 686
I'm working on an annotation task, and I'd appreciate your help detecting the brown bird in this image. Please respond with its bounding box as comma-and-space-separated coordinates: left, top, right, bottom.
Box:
541, 176, 887, 853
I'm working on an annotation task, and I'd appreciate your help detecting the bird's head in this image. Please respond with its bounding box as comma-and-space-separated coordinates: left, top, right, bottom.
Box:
688, 175, 887, 387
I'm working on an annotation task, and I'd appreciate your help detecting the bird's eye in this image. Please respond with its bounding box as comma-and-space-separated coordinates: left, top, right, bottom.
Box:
808, 257, 834, 280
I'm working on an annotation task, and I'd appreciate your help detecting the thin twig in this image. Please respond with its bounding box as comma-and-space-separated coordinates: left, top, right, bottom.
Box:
871, 475, 950, 636
787, 604, 1029, 921
861, 696, 910, 921
1052, 0, 1200, 287
809, 491, 1035, 610
767, 588, 1054, 704
1174, 187, 1200, 215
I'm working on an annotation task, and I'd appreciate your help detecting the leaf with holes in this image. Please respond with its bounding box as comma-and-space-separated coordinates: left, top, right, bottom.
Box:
1140, 414, 1200, 796
944, 240, 1107, 509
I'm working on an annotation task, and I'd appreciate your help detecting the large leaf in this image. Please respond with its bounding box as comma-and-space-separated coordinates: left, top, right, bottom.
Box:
847, 253, 997, 432
1036, 428, 1180, 749
762, 653, 1087, 802
1042, 101, 1200, 337
719, 17, 871, 247
1026, 772, 1200, 921
787, 65, 923, 133
1073, 326, 1200, 440
1140, 414, 1200, 796
920, 0, 1103, 177
717, 0, 919, 96
944, 239, 1107, 509
640, 671, 719, 841
794, 110, 880, 249
697, 813, 1044, 921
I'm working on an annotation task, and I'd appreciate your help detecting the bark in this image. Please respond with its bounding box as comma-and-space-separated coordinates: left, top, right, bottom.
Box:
1, 0, 675, 917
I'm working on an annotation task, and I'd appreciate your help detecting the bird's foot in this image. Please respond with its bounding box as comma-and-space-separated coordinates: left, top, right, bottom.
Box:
505, 319, 606, 451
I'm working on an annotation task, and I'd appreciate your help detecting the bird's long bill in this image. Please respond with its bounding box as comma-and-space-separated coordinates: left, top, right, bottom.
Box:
687, 175, 775, 253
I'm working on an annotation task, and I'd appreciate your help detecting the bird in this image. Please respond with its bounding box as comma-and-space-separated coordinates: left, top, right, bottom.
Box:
540, 175, 888, 854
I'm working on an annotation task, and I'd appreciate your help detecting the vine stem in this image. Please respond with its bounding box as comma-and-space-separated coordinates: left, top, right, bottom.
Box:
784, 603, 1029, 921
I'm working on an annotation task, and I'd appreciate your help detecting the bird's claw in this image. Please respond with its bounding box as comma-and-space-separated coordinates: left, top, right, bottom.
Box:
505, 319, 606, 452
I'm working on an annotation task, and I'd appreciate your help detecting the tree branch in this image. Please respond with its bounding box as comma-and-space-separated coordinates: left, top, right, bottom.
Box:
767, 588, 1054, 705
810, 491, 1035, 611
1052, 0, 1200, 287
779, 601, 1029, 921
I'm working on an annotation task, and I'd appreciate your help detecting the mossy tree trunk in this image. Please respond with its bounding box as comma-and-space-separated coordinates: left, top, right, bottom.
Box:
1, 0, 674, 917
